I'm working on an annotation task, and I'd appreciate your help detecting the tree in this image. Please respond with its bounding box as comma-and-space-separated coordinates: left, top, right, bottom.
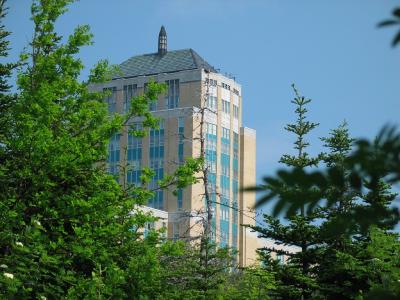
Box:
251, 91, 400, 299
364, 227, 400, 300
253, 119, 400, 299
0, 0, 200, 298
251, 85, 322, 299
257, 125, 400, 232
315, 122, 369, 299
0, 0, 18, 163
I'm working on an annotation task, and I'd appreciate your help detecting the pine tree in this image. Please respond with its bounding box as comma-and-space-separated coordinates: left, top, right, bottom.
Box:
0, 0, 18, 155
315, 122, 367, 299
319, 121, 357, 240
224, 266, 276, 300
251, 85, 322, 299
252, 118, 400, 299
158, 241, 234, 299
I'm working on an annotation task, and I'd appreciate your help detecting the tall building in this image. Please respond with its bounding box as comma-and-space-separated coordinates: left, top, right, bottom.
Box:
92, 26, 257, 267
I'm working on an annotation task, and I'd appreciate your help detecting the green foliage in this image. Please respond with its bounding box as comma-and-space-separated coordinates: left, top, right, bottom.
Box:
0, 0, 200, 298
279, 84, 320, 168
251, 85, 322, 299
364, 227, 400, 299
2, 1, 398, 299
0, 0, 18, 149
224, 266, 276, 300
256, 126, 400, 229
378, 7, 400, 47
320, 121, 355, 168
317, 124, 399, 300
251, 92, 400, 299
158, 240, 235, 300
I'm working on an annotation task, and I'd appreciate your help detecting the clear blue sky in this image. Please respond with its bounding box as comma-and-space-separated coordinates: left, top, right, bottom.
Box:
5, 1, 400, 192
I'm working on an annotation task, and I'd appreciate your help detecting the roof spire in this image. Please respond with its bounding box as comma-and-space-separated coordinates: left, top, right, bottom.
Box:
158, 25, 167, 55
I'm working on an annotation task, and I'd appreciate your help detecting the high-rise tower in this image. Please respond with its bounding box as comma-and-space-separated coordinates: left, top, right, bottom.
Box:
92, 27, 258, 267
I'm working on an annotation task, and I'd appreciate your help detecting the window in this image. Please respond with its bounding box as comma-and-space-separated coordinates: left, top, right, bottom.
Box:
277, 254, 285, 264
220, 206, 229, 221
210, 229, 216, 241
165, 79, 180, 109
148, 119, 165, 209
233, 132, 239, 179
206, 123, 217, 135
144, 222, 155, 238
221, 127, 231, 155
233, 133, 239, 156
206, 96, 217, 111
232, 200, 238, 224
220, 231, 228, 247
108, 134, 120, 177
178, 116, 185, 128
173, 223, 179, 241
233, 88, 239, 96
220, 175, 230, 198
104, 87, 117, 113
178, 117, 184, 163
220, 125, 231, 209
222, 162, 230, 177
206, 145, 217, 173
149, 120, 165, 162
233, 104, 239, 119
207, 176, 217, 193
221, 129, 231, 174
177, 189, 183, 210
221, 82, 230, 90
206, 136, 217, 152
123, 84, 137, 113
206, 78, 217, 86
232, 180, 239, 221
205, 122, 217, 174
232, 227, 238, 249
161, 222, 167, 239
222, 100, 230, 114
144, 83, 157, 111
222, 127, 230, 140
127, 123, 142, 185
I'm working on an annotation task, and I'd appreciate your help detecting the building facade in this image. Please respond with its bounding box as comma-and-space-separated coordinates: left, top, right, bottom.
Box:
92, 27, 257, 267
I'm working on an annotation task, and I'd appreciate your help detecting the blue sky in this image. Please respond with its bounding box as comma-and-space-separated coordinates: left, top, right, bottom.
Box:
6, 1, 400, 194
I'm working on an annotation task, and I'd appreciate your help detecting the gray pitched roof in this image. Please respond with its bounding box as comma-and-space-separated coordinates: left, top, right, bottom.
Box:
114, 49, 217, 79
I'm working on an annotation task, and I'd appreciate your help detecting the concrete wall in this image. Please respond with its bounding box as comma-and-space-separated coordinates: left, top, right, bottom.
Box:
239, 127, 257, 267
95, 68, 257, 267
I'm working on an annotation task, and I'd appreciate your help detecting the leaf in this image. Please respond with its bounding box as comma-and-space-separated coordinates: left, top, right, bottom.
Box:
393, 8, 400, 18
255, 191, 276, 208
377, 20, 398, 27
392, 30, 400, 47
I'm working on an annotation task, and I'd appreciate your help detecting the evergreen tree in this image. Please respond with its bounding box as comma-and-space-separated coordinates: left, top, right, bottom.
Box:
255, 121, 400, 299
0, 0, 18, 157
364, 227, 400, 299
224, 266, 276, 300
251, 85, 322, 299
159, 241, 235, 299
315, 122, 368, 299
318, 121, 357, 242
